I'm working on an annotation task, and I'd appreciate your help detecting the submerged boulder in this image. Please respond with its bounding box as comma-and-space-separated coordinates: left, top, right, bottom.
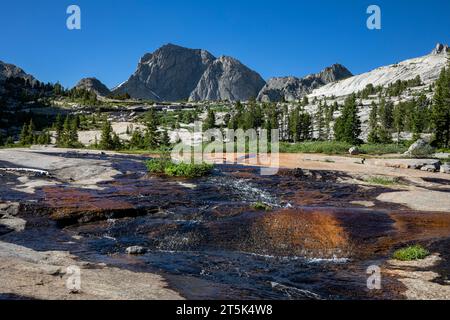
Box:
126, 246, 147, 255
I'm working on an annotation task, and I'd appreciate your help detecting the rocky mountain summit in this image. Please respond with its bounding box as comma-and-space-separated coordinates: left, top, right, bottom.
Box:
189, 56, 265, 101
310, 43, 449, 98
431, 43, 450, 55
113, 44, 265, 102
113, 44, 215, 101
257, 64, 352, 102
0, 60, 35, 82
74, 77, 111, 97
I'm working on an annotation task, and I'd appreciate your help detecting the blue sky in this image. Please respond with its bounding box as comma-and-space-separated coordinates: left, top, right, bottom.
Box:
1, 0, 449, 88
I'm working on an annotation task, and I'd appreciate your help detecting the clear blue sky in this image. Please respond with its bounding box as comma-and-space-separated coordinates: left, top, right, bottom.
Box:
1, 0, 449, 88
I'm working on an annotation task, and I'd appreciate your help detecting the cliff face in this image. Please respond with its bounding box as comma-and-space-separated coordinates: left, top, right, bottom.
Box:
113, 44, 265, 102
112, 44, 216, 101
189, 56, 266, 102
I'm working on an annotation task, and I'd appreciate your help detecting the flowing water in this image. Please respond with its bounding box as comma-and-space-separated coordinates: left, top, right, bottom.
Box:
2, 162, 450, 300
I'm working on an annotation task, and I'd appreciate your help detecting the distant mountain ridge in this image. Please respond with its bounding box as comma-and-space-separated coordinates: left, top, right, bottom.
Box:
257, 64, 353, 102
0, 60, 35, 83
2, 42, 448, 103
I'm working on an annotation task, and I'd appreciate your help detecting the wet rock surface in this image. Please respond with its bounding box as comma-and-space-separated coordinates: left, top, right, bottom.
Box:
1, 149, 450, 300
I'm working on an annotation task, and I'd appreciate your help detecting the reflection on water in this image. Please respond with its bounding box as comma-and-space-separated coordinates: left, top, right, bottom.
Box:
4, 165, 450, 299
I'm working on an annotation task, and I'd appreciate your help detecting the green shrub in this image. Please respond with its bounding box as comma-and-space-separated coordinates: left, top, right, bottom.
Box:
392, 245, 430, 261
409, 145, 435, 158
146, 158, 213, 178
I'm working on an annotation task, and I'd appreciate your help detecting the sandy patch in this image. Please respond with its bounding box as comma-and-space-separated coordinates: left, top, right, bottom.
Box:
377, 190, 450, 212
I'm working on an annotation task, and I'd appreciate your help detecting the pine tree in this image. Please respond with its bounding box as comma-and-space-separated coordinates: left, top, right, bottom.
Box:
377, 127, 393, 144
112, 133, 122, 150
204, 109, 216, 130
160, 129, 171, 147
264, 103, 279, 140
130, 129, 144, 149
37, 129, 51, 145
144, 109, 159, 149
378, 98, 394, 130
431, 62, 450, 148
302, 96, 309, 107
288, 108, 300, 142
367, 101, 380, 143
324, 102, 334, 141
99, 120, 114, 150
299, 112, 313, 141
334, 95, 361, 144
19, 119, 35, 146
393, 103, 405, 145
19, 123, 30, 146
315, 102, 326, 140
68, 117, 79, 147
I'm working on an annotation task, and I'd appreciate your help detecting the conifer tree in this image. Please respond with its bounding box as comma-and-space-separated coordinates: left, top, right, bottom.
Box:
288, 108, 300, 142
99, 120, 114, 150
204, 109, 216, 130
160, 129, 171, 147
19, 123, 30, 146
393, 103, 405, 145
299, 112, 313, 141
367, 101, 380, 143
315, 102, 326, 140
334, 95, 361, 144
144, 109, 159, 149
379, 98, 394, 130
112, 132, 122, 150
431, 61, 450, 148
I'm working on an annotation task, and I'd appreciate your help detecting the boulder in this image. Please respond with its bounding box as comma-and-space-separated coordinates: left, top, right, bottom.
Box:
407, 159, 441, 170
440, 164, 450, 174
404, 139, 434, 157
421, 164, 439, 172
126, 246, 147, 255
349, 147, 360, 155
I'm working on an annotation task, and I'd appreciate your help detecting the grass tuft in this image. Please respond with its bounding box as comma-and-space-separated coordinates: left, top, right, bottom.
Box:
251, 202, 273, 211
280, 141, 407, 155
392, 245, 430, 261
364, 176, 400, 186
